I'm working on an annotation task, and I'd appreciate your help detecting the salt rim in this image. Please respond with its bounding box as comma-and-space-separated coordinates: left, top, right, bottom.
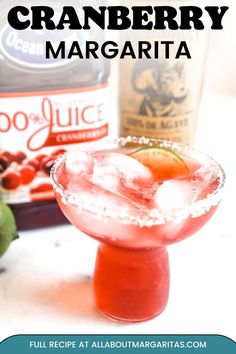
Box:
50, 137, 225, 227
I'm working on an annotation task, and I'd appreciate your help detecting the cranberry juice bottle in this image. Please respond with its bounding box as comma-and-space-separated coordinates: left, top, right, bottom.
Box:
0, 1, 110, 230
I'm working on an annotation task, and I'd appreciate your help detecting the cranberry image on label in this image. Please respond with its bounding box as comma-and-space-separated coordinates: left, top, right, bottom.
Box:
0, 155, 9, 173
12, 151, 27, 163
17, 165, 36, 185
23, 158, 40, 172
2, 170, 22, 190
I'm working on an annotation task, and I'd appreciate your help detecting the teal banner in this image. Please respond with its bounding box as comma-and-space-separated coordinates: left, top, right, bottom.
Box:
0, 335, 235, 354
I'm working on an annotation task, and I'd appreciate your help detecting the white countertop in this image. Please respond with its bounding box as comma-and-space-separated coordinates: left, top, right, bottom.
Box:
0, 93, 236, 341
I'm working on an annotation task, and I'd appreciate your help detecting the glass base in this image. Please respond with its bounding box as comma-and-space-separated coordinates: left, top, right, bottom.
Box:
93, 243, 170, 322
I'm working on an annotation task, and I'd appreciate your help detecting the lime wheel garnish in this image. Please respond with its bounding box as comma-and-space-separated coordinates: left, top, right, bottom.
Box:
130, 147, 189, 182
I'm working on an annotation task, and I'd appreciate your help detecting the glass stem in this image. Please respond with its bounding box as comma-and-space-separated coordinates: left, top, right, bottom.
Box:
93, 243, 170, 322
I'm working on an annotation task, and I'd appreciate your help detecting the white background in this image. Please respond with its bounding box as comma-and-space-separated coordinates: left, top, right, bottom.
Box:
0, 0, 236, 343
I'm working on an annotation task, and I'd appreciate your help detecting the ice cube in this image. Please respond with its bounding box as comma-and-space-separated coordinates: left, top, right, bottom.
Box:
123, 177, 158, 205
57, 150, 94, 189
95, 152, 152, 180
65, 150, 94, 176
67, 172, 140, 213
192, 165, 217, 184
91, 152, 154, 207
93, 152, 153, 189
92, 163, 120, 191
191, 165, 219, 199
155, 180, 198, 211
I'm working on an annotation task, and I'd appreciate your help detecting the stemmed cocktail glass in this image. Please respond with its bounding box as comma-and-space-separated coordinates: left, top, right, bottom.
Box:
51, 137, 225, 322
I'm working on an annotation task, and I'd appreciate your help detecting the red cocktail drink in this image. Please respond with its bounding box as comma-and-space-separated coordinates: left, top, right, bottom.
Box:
51, 137, 225, 322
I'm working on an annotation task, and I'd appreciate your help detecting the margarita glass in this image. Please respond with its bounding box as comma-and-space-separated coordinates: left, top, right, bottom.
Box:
51, 137, 225, 322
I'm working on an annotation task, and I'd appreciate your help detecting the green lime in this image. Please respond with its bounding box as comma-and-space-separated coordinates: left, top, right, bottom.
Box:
131, 146, 189, 182
0, 200, 18, 257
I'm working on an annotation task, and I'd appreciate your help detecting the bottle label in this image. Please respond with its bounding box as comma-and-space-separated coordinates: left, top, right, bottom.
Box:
0, 85, 109, 204
120, 58, 200, 145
